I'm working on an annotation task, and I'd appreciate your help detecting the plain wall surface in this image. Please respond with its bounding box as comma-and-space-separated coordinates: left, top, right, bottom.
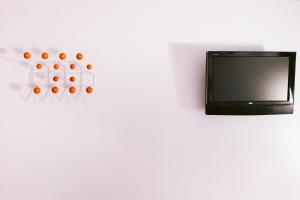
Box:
0, 0, 300, 200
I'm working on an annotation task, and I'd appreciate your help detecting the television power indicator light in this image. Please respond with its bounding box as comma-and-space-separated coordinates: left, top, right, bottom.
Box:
248, 102, 254, 105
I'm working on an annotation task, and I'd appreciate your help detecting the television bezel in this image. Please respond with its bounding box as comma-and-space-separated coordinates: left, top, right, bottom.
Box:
205, 51, 296, 115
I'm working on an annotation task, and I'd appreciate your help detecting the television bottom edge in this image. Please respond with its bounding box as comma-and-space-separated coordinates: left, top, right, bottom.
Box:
205, 104, 294, 115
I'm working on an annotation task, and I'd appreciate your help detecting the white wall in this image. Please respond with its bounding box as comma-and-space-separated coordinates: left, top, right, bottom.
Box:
0, 0, 300, 200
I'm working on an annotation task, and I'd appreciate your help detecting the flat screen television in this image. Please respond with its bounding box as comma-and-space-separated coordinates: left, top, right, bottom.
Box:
205, 51, 296, 115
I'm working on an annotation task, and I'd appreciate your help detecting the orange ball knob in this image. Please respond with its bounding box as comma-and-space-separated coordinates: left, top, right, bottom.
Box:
76, 53, 83, 60
69, 76, 75, 82
42, 52, 49, 59
53, 76, 59, 82
87, 64, 92, 70
70, 64, 75, 69
69, 87, 76, 94
59, 52, 66, 60
36, 63, 42, 69
33, 87, 41, 94
52, 87, 59, 94
53, 64, 59, 70
86, 86, 93, 94
24, 52, 31, 59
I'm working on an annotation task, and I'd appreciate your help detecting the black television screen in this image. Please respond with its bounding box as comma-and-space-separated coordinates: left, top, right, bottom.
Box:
213, 57, 289, 101
205, 51, 296, 115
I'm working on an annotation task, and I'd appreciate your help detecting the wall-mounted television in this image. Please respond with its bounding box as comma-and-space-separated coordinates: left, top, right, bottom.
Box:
205, 51, 296, 115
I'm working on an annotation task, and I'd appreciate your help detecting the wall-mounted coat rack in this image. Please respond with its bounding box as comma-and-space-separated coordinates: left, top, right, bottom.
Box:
23, 51, 94, 99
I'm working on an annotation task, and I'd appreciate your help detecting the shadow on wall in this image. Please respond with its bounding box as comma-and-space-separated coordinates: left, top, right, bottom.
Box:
0, 47, 62, 101
169, 43, 264, 111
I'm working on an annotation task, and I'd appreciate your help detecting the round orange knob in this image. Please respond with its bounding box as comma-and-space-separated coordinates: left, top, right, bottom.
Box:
24, 52, 31, 59
70, 64, 75, 69
69, 87, 76, 94
36, 63, 42, 69
53, 64, 59, 70
33, 87, 41, 94
87, 64, 92, 70
69, 76, 75, 82
52, 86, 59, 94
53, 76, 59, 82
86, 86, 93, 94
76, 53, 83, 60
59, 52, 66, 60
42, 52, 49, 59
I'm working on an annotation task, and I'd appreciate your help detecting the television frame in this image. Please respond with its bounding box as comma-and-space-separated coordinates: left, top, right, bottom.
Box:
205, 51, 296, 115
